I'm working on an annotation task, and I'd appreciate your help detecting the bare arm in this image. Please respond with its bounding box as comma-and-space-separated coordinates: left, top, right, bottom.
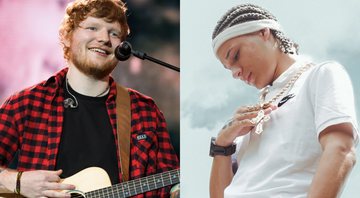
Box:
209, 105, 276, 198
0, 167, 76, 197
210, 154, 233, 198
308, 123, 356, 198
0, 167, 13, 193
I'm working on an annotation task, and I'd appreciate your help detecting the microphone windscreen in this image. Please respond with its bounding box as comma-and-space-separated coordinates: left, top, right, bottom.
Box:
115, 41, 132, 61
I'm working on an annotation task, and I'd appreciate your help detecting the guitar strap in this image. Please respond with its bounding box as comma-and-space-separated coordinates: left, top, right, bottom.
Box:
115, 84, 131, 182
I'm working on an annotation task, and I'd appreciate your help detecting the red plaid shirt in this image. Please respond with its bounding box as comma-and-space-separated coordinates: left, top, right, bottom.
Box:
0, 68, 179, 197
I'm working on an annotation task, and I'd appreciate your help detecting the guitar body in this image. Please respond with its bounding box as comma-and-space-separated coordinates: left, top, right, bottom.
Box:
0, 167, 111, 198
0, 167, 179, 198
61, 167, 112, 197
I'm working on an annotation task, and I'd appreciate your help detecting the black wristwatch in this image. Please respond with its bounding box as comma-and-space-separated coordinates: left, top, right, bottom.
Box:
209, 137, 236, 157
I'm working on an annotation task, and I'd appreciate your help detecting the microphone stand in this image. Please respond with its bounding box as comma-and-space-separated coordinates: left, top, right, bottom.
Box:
115, 41, 180, 72
132, 50, 180, 72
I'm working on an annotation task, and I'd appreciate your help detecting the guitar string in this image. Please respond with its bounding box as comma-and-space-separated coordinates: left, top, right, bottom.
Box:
70, 170, 179, 198
88, 173, 179, 197
87, 171, 179, 198
73, 177, 177, 198
89, 170, 178, 196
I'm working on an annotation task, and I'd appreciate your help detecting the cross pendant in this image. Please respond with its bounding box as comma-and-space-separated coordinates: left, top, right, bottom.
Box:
253, 110, 270, 134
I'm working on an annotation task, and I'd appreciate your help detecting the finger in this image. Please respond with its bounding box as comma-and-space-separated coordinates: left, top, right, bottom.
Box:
235, 105, 261, 114
233, 108, 275, 128
235, 106, 248, 114
262, 105, 277, 117
222, 118, 255, 132
268, 104, 278, 111
41, 169, 62, 175
42, 189, 72, 198
44, 173, 62, 183
232, 118, 257, 128
234, 111, 259, 121
38, 182, 75, 198
228, 119, 256, 136
45, 182, 76, 191
263, 106, 275, 115
223, 111, 259, 130
236, 103, 279, 114
235, 106, 257, 114
224, 105, 276, 131
55, 169, 63, 176
236, 105, 276, 119
45, 169, 64, 182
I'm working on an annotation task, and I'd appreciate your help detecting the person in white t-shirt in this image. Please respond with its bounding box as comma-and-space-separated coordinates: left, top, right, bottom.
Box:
209, 4, 359, 198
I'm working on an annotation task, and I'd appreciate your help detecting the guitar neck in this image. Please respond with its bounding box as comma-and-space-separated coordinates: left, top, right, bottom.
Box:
84, 169, 180, 198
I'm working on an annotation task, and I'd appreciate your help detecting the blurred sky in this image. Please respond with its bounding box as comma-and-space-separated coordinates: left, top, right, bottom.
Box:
181, 0, 360, 197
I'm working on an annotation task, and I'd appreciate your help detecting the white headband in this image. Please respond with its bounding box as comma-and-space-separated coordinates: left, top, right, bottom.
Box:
212, 19, 282, 57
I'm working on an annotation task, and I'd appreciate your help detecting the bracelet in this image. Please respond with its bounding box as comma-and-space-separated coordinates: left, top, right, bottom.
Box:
14, 171, 23, 195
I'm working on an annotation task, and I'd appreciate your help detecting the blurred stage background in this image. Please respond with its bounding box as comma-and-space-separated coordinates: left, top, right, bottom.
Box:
181, 0, 360, 197
0, 0, 180, 157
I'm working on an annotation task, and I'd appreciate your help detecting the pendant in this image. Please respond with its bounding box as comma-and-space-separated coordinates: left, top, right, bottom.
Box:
254, 120, 264, 134
251, 110, 270, 134
251, 110, 265, 124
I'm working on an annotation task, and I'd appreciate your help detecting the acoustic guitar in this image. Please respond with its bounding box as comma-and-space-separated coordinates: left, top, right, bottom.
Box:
0, 167, 180, 198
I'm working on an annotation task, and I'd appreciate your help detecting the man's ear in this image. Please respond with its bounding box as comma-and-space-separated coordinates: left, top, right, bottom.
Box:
259, 27, 271, 41
63, 35, 71, 47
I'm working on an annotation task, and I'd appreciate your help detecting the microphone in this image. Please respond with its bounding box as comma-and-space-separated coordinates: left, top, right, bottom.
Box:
115, 41, 132, 61
115, 41, 180, 72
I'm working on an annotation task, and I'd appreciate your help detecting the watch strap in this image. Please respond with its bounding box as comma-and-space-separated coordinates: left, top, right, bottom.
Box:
209, 137, 236, 157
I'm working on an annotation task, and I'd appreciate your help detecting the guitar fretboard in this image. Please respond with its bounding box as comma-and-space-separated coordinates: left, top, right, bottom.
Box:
84, 169, 180, 198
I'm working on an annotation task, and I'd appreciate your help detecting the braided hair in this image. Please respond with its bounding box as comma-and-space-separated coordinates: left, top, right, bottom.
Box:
212, 4, 298, 54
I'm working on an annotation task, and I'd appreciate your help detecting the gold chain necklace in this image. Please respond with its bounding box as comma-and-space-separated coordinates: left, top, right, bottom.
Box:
250, 63, 314, 134
261, 63, 314, 108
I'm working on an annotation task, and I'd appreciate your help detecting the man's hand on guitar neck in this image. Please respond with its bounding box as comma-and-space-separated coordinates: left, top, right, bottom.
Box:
0, 168, 75, 198
170, 184, 180, 198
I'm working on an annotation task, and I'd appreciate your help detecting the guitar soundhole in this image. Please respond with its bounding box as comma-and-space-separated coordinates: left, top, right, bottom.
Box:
68, 190, 86, 198
70, 193, 85, 198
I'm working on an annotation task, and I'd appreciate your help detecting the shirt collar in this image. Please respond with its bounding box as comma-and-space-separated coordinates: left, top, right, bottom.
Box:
42, 67, 117, 101
42, 68, 68, 88
271, 56, 311, 89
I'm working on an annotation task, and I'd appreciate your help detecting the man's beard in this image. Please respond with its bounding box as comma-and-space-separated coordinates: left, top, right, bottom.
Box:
70, 49, 118, 80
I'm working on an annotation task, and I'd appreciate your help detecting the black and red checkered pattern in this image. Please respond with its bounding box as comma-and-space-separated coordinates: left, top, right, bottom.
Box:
0, 68, 179, 197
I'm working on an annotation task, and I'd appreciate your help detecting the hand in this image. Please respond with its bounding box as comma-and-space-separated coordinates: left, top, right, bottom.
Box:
170, 184, 180, 198
2, 169, 75, 198
215, 105, 277, 147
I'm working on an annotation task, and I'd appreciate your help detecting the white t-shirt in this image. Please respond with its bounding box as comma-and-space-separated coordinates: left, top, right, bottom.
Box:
224, 58, 359, 198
